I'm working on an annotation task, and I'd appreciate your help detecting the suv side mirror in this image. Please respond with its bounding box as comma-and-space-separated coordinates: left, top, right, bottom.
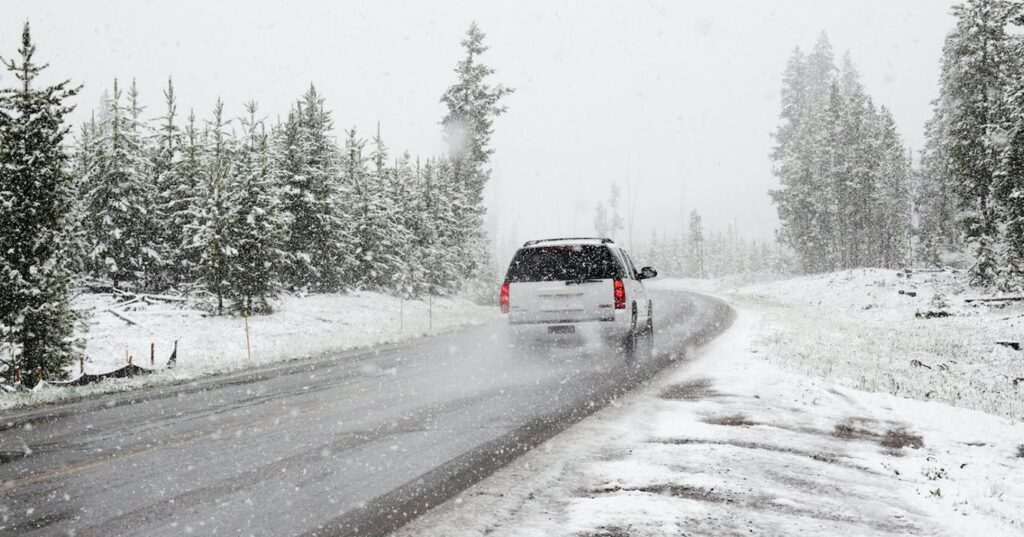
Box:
639, 266, 657, 280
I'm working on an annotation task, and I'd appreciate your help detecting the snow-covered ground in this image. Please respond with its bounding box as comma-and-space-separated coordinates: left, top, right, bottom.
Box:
395, 308, 1024, 536
0, 291, 498, 410
707, 269, 1024, 421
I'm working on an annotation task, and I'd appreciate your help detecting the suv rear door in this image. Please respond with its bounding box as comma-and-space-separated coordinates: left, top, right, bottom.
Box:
505, 244, 623, 324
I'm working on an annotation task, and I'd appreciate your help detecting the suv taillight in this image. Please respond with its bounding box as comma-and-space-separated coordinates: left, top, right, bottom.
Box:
613, 278, 626, 309
500, 282, 510, 313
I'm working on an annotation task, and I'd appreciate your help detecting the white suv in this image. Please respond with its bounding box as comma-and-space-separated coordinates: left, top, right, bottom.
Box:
500, 238, 657, 358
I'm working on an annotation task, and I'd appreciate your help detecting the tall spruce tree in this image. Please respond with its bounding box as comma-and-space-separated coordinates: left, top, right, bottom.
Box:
440, 23, 512, 288
387, 152, 418, 297
933, 0, 1020, 285
226, 102, 287, 314
995, 10, 1024, 288
340, 127, 386, 290
193, 100, 234, 314
151, 77, 193, 290
687, 210, 705, 278
175, 109, 205, 288
917, 100, 961, 266
278, 85, 348, 291
84, 79, 152, 289
0, 23, 82, 383
874, 108, 912, 268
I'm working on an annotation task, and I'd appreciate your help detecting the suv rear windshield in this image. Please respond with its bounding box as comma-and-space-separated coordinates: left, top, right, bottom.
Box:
505, 245, 622, 283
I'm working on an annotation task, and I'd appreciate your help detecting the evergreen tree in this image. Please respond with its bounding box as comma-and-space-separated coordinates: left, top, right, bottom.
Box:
687, 210, 705, 277
151, 77, 193, 290
917, 100, 961, 266
995, 13, 1024, 289
226, 102, 287, 314
340, 127, 390, 290
594, 202, 610, 237
873, 109, 912, 268
83, 79, 152, 289
70, 114, 101, 276
387, 152, 419, 297
0, 23, 82, 383
934, 0, 1020, 285
608, 182, 625, 241
192, 100, 234, 314
440, 23, 513, 288
278, 85, 348, 291
174, 109, 205, 288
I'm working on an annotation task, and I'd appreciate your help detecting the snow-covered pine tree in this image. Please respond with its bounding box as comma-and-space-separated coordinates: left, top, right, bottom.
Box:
0, 22, 82, 384
873, 108, 912, 269
995, 14, 1024, 289
441, 22, 513, 215
837, 56, 879, 268
340, 127, 392, 290
687, 210, 705, 278
420, 157, 464, 294
817, 82, 844, 271
401, 157, 435, 297
125, 79, 162, 290
770, 40, 836, 273
917, 102, 961, 266
192, 100, 235, 314
278, 85, 348, 292
70, 114, 101, 277
440, 23, 513, 291
934, 0, 1020, 285
174, 109, 206, 289
226, 102, 287, 314
368, 127, 407, 290
150, 77, 194, 291
84, 79, 153, 289
608, 183, 625, 242
387, 152, 419, 298
594, 202, 610, 238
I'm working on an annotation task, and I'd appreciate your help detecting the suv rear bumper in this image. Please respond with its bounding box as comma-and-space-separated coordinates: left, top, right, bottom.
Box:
507, 315, 614, 325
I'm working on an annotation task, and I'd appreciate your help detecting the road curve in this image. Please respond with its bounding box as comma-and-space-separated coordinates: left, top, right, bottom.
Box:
0, 289, 732, 537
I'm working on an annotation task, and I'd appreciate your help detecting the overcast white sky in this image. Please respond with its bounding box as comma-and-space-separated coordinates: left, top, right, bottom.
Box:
4, 0, 957, 261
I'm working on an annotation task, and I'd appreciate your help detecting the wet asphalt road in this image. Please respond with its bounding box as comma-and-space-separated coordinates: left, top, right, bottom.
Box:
0, 289, 731, 537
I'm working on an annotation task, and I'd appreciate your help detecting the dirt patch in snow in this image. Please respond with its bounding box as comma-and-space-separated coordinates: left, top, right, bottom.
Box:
590, 483, 732, 504
880, 430, 924, 449
577, 527, 632, 537
703, 413, 759, 427
659, 378, 718, 400
833, 419, 923, 450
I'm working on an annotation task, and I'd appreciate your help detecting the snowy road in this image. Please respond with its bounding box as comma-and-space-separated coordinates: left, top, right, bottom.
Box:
0, 289, 731, 537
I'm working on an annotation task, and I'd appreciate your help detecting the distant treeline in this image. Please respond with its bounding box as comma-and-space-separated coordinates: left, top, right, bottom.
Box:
637, 210, 796, 279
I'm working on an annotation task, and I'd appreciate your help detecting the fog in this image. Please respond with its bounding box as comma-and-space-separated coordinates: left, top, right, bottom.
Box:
3, 0, 955, 260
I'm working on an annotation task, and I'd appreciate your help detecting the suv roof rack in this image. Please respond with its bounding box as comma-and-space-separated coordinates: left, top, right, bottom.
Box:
522, 237, 614, 247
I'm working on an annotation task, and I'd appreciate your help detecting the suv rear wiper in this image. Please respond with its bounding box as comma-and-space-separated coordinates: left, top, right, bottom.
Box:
565, 278, 602, 285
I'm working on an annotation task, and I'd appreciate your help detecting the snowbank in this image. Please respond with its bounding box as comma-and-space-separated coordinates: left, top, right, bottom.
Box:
0, 291, 498, 410
659, 269, 1024, 421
